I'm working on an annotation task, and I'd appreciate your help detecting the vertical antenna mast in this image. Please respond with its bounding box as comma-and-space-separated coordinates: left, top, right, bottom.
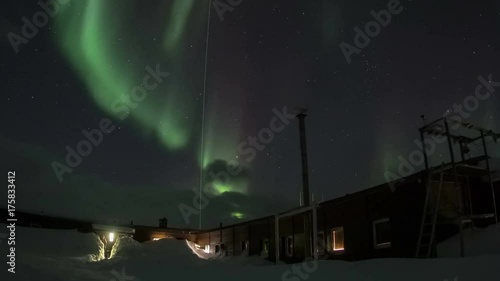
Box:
199, 0, 213, 230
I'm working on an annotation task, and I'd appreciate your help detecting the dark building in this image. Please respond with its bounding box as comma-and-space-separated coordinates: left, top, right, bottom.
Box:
193, 159, 499, 263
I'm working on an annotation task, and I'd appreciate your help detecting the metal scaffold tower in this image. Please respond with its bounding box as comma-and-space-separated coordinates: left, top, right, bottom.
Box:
416, 116, 499, 258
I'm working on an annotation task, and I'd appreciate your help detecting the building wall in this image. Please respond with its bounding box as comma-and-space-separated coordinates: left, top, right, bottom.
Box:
133, 226, 197, 242
233, 224, 249, 256
193, 174, 432, 262
468, 176, 498, 222
319, 194, 373, 260
195, 217, 277, 261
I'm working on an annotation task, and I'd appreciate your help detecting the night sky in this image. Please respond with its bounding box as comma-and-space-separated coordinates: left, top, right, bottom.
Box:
1, 0, 499, 228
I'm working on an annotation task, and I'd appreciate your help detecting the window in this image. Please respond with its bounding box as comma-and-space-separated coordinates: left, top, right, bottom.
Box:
286, 236, 293, 257
373, 218, 391, 249
261, 239, 269, 258
332, 227, 345, 252
241, 241, 249, 251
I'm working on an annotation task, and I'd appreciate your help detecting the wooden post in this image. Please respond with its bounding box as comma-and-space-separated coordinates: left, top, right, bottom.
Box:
419, 115, 429, 171
459, 220, 465, 257
220, 223, 222, 243
274, 215, 279, 265
323, 208, 327, 253
292, 215, 295, 258
419, 128, 429, 171
312, 204, 318, 260
481, 131, 498, 224
248, 223, 251, 255
444, 119, 464, 213
459, 140, 465, 162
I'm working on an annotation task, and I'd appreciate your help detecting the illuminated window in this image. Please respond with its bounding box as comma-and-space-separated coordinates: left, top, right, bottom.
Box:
332, 227, 345, 252
373, 218, 391, 249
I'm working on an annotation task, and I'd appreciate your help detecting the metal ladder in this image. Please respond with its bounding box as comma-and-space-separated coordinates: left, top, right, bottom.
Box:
415, 164, 445, 258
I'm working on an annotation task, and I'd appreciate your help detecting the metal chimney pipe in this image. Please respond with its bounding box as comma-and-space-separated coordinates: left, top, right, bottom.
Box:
297, 113, 310, 207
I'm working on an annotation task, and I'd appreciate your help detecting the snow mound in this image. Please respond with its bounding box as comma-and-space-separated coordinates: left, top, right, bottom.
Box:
438, 224, 500, 257
110, 237, 214, 263
186, 240, 215, 259
140, 238, 209, 265
0, 223, 103, 261
110, 236, 143, 258
185, 240, 272, 265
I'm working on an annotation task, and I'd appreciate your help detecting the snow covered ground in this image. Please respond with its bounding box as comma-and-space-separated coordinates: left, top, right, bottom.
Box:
1, 223, 499, 281
438, 224, 500, 257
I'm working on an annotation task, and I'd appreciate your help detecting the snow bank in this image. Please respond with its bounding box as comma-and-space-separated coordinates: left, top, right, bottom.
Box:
438, 224, 500, 257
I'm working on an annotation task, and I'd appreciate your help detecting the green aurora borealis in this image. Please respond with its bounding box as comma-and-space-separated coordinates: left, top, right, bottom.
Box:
55, 1, 195, 150
53, 0, 248, 199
